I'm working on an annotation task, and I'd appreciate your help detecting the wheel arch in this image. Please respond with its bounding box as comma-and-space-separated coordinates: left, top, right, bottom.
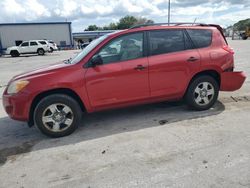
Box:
10, 50, 19, 55
37, 48, 44, 53
28, 88, 86, 127
185, 69, 220, 96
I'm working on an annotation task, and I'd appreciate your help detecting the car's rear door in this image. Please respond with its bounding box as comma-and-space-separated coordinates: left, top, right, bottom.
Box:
85, 32, 150, 108
148, 29, 201, 98
29, 41, 38, 53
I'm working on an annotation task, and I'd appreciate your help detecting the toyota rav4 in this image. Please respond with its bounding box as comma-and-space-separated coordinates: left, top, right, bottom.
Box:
2, 23, 246, 137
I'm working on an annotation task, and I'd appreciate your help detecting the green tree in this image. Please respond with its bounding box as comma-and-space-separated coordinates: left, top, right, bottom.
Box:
103, 22, 118, 30
84, 25, 99, 31
84, 15, 155, 31
234, 18, 250, 31
117, 15, 138, 29
135, 17, 154, 25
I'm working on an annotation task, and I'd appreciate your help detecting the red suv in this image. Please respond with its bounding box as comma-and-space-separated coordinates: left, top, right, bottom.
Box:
2, 23, 246, 137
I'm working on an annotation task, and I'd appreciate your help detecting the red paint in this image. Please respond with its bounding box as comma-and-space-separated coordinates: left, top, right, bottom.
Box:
220, 72, 246, 91
2, 25, 246, 123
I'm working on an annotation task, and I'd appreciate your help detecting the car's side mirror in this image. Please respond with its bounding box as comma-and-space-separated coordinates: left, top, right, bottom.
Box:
91, 55, 103, 67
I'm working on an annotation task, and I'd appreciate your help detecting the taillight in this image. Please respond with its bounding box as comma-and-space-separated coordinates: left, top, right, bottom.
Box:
222, 45, 234, 54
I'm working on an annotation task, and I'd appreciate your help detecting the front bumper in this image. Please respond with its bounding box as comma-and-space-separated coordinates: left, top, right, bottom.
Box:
220, 71, 246, 91
2, 89, 31, 121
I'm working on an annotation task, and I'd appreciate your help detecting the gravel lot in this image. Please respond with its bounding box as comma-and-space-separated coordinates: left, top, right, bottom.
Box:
0, 39, 250, 188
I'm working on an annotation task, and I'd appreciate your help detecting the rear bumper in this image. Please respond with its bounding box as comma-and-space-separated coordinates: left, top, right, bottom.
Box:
220, 71, 246, 91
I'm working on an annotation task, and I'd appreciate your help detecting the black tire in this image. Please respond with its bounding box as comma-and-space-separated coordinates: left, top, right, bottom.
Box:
185, 75, 219, 111
37, 48, 45, 55
10, 50, 19, 57
50, 47, 53, 53
241, 33, 248, 40
34, 94, 82, 137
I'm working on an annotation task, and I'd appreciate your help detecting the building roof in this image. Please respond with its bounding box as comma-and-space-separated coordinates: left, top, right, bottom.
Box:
0, 22, 71, 26
73, 30, 118, 39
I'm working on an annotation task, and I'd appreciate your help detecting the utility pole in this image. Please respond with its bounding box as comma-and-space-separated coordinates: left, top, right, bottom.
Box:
168, 0, 171, 25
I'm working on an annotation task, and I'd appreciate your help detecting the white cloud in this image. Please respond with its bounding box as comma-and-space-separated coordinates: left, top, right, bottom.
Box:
2, 0, 25, 15
59, 0, 78, 17
1, 0, 50, 22
0, 0, 249, 31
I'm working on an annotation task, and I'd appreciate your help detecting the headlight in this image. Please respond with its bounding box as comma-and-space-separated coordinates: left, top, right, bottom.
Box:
7, 80, 29, 94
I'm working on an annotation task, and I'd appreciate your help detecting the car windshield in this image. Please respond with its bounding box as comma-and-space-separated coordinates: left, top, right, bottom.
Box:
68, 35, 109, 64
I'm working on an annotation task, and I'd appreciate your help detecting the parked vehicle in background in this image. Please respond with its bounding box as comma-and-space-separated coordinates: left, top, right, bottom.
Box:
5, 40, 49, 57
47, 40, 58, 52
37, 40, 50, 52
2, 23, 246, 137
81, 42, 90, 49
240, 27, 250, 40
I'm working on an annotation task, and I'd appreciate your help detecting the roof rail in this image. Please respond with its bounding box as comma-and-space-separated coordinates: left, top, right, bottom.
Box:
130, 22, 209, 29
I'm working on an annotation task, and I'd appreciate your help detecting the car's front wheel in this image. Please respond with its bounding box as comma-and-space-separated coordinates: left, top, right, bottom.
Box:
10, 50, 19, 57
34, 94, 82, 137
185, 75, 219, 111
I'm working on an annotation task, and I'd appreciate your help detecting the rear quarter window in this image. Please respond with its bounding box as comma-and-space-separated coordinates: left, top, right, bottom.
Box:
39, 41, 47, 45
186, 29, 212, 48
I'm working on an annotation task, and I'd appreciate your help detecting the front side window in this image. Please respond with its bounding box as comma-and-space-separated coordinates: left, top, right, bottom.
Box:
96, 32, 143, 64
149, 30, 185, 56
21, 42, 29, 47
69, 34, 109, 64
186, 29, 212, 48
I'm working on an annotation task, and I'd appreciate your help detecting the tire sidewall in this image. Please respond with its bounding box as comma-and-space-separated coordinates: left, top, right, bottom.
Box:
10, 51, 15, 57
185, 75, 219, 110
10, 51, 19, 57
34, 94, 82, 137
38, 49, 44, 55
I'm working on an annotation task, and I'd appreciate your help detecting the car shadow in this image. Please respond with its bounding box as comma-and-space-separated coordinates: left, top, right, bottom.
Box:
1, 53, 57, 58
0, 100, 225, 165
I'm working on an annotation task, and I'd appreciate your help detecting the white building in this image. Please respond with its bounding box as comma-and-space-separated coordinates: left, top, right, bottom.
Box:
0, 22, 73, 51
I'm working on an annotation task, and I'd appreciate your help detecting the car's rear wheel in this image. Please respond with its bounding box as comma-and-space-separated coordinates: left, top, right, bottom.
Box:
10, 50, 19, 57
37, 49, 45, 55
34, 94, 82, 137
49, 47, 54, 53
185, 75, 219, 110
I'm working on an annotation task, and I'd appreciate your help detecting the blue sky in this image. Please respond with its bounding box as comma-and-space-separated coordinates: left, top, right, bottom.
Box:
0, 0, 249, 32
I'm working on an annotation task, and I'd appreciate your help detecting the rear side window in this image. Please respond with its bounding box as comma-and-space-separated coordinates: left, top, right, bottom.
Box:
186, 29, 212, 48
39, 41, 47, 45
149, 30, 185, 56
30, 42, 38, 46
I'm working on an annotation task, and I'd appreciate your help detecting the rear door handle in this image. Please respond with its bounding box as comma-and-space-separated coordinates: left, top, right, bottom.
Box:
187, 57, 199, 62
134, 65, 146, 71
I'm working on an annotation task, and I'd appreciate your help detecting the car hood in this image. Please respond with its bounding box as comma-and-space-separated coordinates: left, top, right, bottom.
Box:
12, 62, 72, 81
7, 46, 18, 50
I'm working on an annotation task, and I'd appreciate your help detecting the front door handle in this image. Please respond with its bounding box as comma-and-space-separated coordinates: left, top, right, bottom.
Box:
187, 57, 199, 62
134, 65, 146, 71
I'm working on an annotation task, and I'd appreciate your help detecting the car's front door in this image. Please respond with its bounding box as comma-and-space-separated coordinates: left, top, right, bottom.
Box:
148, 29, 201, 98
85, 32, 150, 108
19, 41, 30, 53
